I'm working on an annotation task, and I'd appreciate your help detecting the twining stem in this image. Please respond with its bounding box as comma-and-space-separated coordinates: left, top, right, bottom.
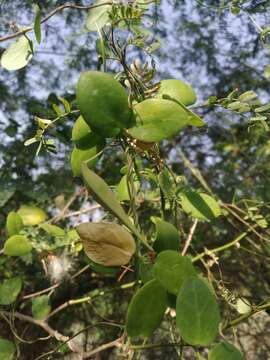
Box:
192, 231, 248, 262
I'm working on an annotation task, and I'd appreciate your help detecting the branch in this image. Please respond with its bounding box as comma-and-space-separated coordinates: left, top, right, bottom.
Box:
181, 219, 198, 255
0, 2, 113, 43
192, 230, 248, 262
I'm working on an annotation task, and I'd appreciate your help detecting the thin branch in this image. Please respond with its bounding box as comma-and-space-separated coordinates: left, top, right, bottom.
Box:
0, 2, 113, 43
22, 265, 90, 299
2, 311, 69, 342
181, 219, 198, 255
192, 230, 248, 262
83, 336, 123, 359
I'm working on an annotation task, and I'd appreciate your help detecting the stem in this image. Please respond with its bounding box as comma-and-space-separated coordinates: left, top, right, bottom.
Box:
0, 2, 114, 43
192, 231, 248, 262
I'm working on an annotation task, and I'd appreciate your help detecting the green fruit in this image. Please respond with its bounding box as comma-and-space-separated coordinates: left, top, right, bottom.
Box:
76, 71, 132, 137
6, 211, 23, 236
71, 146, 100, 177
127, 98, 190, 142
71, 115, 104, 150
17, 206, 47, 226
4, 235, 32, 256
156, 79, 197, 106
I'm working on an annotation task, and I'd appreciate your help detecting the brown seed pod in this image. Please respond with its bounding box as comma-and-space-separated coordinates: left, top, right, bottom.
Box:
76, 222, 136, 267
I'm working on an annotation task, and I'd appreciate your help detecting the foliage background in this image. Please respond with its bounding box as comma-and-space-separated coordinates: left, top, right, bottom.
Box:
0, 0, 270, 359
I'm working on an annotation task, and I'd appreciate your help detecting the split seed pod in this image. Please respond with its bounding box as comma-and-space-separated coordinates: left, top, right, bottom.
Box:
76, 222, 136, 267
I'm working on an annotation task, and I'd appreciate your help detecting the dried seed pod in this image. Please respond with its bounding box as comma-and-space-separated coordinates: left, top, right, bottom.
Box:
76, 222, 136, 267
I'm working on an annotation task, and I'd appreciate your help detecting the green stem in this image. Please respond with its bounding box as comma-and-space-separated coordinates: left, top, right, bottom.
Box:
192, 231, 248, 262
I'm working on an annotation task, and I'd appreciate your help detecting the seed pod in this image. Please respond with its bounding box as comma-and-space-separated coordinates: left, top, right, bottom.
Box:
76, 222, 136, 267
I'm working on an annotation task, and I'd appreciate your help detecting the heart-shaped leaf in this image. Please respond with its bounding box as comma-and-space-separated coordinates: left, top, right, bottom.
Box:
126, 279, 167, 338
176, 276, 220, 346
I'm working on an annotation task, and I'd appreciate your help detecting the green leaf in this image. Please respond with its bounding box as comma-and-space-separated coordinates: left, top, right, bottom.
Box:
0, 277, 22, 305
158, 169, 175, 200
81, 163, 143, 242
128, 99, 190, 142
239, 91, 257, 102
1, 36, 33, 71
255, 103, 270, 113
116, 174, 139, 202
4, 235, 32, 256
52, 103, 62, 117
39, 223, 65, 237
34, 5, 42, 44
85, 0, 111, 31
157, 79, 197, 106
17, 206, 47, 226
0, 339, 16, 360
71, 116, 104, 150
208, 342, 243, 360
153, 220, 180, 253
6, 211, 23, 236
71, 146, 100, 177
180, 192, 221, 221
153, 250, 196, 295
126, 279, 167, 337
176, 276, 220, 346
58, 97, 71, 113
32, 295, 51, 320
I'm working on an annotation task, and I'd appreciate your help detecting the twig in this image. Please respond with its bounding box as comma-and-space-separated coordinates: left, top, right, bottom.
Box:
83, 336, 123, 359
63, 204, 101, 219
0, 2, 113, 43
181, 219, 198, 255
2, 311, 69, 343
22, 265, 90, 299
192, 231, 248, 262
50, 187, 86, 223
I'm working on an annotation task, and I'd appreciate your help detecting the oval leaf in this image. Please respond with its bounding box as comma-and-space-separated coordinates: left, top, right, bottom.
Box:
1, 36, 33, 71
6, 211, 23, 236
76, 222, 136, 267
4, 235, 32, 256
180, 192, 221, 221
153, 219, 180, 253
208, 342, 243, 360
126, 279, 167, 338
156, 79, 197, 106
0, 339, 16, 360
32, 295, 51, 320
17, 206, 47, 226
85, 0, 111, 31
153, 250, 196, 295
76, 71, 132, 137
0, 277, 22, 305
176, 276, 220, 346
39, 224, 65, 237
127, 99, 190, 143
